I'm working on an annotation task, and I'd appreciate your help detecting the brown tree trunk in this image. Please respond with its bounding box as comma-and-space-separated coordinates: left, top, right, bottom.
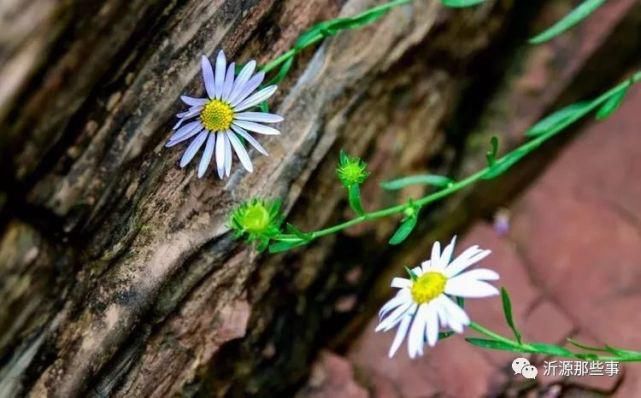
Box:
2, 0, 637, 396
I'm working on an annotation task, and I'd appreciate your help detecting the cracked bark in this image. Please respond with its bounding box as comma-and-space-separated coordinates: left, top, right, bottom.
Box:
6, 0, 628, 396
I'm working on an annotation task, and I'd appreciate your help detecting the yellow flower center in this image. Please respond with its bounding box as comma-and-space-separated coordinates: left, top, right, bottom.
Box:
200, 100, 234, 131
411, 272, 447, 304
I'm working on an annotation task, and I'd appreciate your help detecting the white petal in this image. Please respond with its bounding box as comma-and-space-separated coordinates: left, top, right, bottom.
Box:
412, 266, 423, 276
224, 131, 232, 177
176, 106, 203, 120
166, 121, 202, 147
227, 131, 253, 172
228, 60, 256, 103
439, 296, 470, 328
425, 303, 439, 347
445, 277, 499, 298
229, 71, 265, 106
434, 298, 461, 333
431, 241, 443, 269
234, 85, 277, 112
378, 289, 411, 319
197, 132, 216, 178
201, 55, 215, 99
388, 315, 411, 358
221, 62, 235, 101
376, 302, 413, 332
232, 120, 280, 135
181, 95, 208, 106
234, 112, 283, 123
420, 260, 432, 273
214, 50, 226, 99
456, 268, 500, 281
179, 131, 207, 167
215, 131, 226, 179
231, 125, 268, 156
408, 305, 428, 358
445, 246, 491, 277
391, 277, 411, 289
173, 118, 187, 130
440, 236, 457, 267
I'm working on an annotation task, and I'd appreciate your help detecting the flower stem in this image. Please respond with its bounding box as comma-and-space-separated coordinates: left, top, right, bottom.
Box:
468, 322, 641, 362
260, 0, 413, 74
272, 71, 640, 246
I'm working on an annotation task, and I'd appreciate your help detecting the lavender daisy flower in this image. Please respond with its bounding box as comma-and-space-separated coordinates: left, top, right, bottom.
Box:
167, 51, 283, 178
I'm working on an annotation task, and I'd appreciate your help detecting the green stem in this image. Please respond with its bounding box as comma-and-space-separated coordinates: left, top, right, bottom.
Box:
468, 322, 641, 362
273, 70, 640, 245
260, 0, 413, 74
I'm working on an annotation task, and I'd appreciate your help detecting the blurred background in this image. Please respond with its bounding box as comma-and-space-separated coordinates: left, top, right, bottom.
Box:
1, 0, 641, 397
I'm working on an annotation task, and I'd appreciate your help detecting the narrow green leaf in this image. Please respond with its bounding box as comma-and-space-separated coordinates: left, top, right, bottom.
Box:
567, 338, 609, 352
348, 184, 365, 216
501, 288, 522, 345
525, 101, 593, 137
389, 215, 418, 245
596, 84, 630, 120
456, 296, 465, 308
286, 223, 312, 241
380, 174, 454, 190
295, 0, 405, 48
268, 239, 307, 253
528, 343, 573, 357
465, 338, 522, 352
529, 0, 606, 44
575, 353, 599, 361
441, 0, 485, 7
438, 331, 455, 340
482, 148, 527, 180
486, 136, 499, 167
324, 10, 388, 35
266, 56, 294, 86
405, 266, 418, 281
604, 345, 641, 358
295, 21, 332, 48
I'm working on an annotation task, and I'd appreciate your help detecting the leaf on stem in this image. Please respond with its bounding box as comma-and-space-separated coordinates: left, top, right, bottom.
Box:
441, 0, 485, 7
348, 184, 365, 216
529, 0, 606, 44
527, 342, 573, 357
286, 223, 313, 241
389, 214, 418, 245
501, 288, 522, 344
486, 136, 499, 167
269, 239, 308, 253
380, 174, 453, 190
525, 101, 593, 137
405, 266, 418, 281
265, 57, 294, 86
596, 83, 630, 120
465, 338, 522, 352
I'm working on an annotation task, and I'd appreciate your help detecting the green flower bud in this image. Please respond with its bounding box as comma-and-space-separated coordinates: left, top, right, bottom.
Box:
337, 150, 369, 187
229, 198, 283, 250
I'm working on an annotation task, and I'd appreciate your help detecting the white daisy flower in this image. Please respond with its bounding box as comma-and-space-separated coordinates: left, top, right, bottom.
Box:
166, 50, 283, 179
376, 236, 500, 358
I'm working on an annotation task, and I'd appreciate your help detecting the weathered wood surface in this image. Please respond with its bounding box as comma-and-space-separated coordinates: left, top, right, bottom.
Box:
0, 0, 520, 396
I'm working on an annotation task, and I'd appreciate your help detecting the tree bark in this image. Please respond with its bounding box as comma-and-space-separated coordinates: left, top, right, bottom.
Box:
1, 0, 609, 396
